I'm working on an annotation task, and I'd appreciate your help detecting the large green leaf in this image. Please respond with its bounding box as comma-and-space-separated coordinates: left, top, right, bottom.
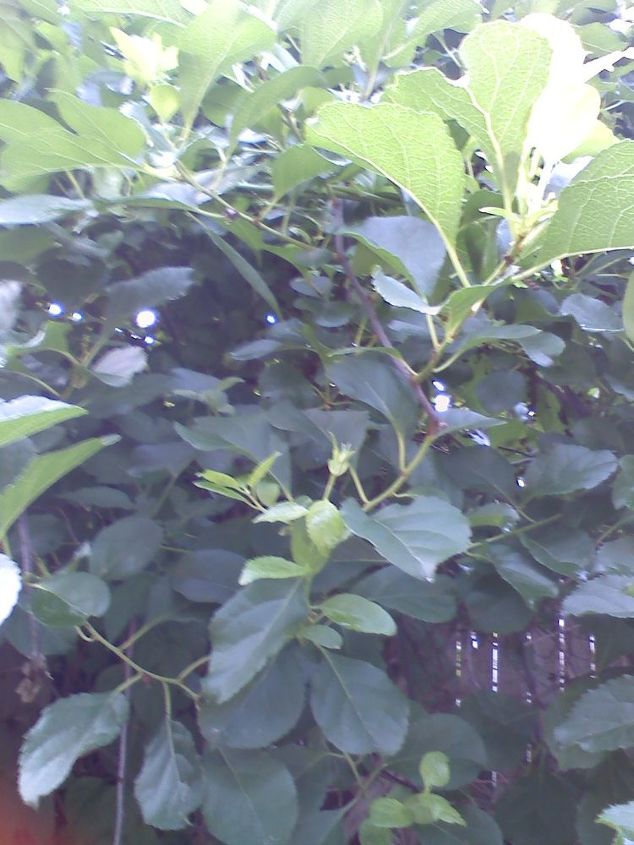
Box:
525, 444, 617, 498
310, 653, 409, 754
525, 142, 634, 268
178, 0, 276, 129
0, 396, 86, 448
202, 748, 298, 845
199, 646, 305, 749
230, 66, 322, 147
204, 580, 309, 703
306, 102, 465, 246
134, 718, 202, 830
317, 593, 396, 635
341, 497, 471, 580
18, 691, 129, 806
0, 436, 118, 538
347, 216, 446, 297
104, 267, 195, 330
411, 0, 481, 45
300, 0, 383, 68
563, 576, 634, 618
31, 572, 111, 627
555, 676, 634, 753
0, 195, 91, 225
386, 21, 551, 198
69, 0, 190, 22
495, 772, 577, 845
327, 354, 419, 438
355, 568, 457, 622
90, 516, 163, 580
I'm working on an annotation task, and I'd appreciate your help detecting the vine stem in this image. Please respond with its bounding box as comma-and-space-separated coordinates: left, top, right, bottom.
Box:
331, 200, 441, 436
112, 621, 136, 845
81, 622, 199, 701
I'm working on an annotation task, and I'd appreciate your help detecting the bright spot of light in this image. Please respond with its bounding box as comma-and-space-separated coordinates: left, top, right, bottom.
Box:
48, 303, 63, 316
434, 394, 451, 413
432, 380, 445, 391
144, 336, 156, 345
71, 312, 83, 322
517, 477, 526, 488
265, 313, 277, 325
136, 309, 157, 329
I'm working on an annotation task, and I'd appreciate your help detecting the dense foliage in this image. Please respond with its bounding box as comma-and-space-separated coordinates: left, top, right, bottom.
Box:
1, 0, 634, 843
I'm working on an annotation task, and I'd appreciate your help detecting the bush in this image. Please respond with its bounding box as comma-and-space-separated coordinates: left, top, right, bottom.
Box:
1, 1, 634, 843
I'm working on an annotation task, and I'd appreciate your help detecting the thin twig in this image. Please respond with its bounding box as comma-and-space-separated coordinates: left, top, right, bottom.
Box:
113, 621, 136, 845
331, 200, 441, 436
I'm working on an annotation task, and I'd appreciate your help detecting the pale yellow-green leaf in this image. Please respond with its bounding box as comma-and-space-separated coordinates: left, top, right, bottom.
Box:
300, 0, 383, 69
524, 141, 634, 268
149, 84, 180, 122
69, 0, 190, 23
387, 21, 551, 198
306, 102, 465, 245
178, 0, 276, 130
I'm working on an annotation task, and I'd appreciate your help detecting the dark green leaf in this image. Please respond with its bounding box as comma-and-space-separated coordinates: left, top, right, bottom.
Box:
310, 653, 409, 755
32, 572, 110, 627
90, 517, 163, 580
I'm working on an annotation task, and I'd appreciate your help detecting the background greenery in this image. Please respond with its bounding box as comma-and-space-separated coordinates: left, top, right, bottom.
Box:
1, 0, 634, 843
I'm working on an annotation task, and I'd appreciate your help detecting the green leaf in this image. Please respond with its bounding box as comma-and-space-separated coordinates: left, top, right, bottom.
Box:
90, 516, 163, 580
134, 718, 202, 830
0, 396, 86, 448
199, 646, 305, 749
421, 805, 504, 845
253, 502, 309, 524
0, 554, 21, 626
624, 271, 634, 344
69, 0, 190, 22
52, 91, 146, 158
419, 751, 451, 790
369, 797, 414, 829
407, 793, 465, 827
355, 568, 457, 622
411, 0, 481, 45
327, 354, 419, 438
204, 580, 309, 703
0, 195, 91, 225
92, 346, 148, 387
560, 293, 622, 333
555, 676, 634, 753
341, 497, 471, 581
563, 576, 634, 618
248, 451, 281, 488
272, 145, 334, 198
487, 544, 559, 606
239, 556, 309, 585
360, 822, 393, 845
306, 500, 347, 553
198, 225, 280, 315
525, 443, 617, 497
525, 142, 634, 268
18, 691, 129, 806
300, 0, 383, 68
386, 22, 551, 197
613, 456, 634, 510
230, 66, 322, 147
520, 524, 594, 576
32, 572, 111, 627
0, 436, 118, 538
348, 216, 446, 298
310, 653, 409, 754
391, 712, 486, 789
299, 624, 343, 650
372, 271, 433, 314
495, 772, 577, 845
306, 102, 465, 246
202, 749, 298, 845
104, 267, 195, 330
318, 593, 396, 635
178, 0, 276, 129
